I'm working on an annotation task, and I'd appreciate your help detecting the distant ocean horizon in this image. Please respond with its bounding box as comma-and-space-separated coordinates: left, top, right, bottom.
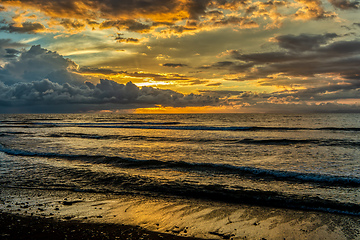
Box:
1, 113, 360, 216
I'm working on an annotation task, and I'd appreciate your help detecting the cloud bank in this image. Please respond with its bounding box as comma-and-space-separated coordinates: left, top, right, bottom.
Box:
0, 44, 219, 113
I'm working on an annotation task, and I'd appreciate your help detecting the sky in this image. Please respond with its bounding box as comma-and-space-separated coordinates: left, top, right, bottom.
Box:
0, 0, 359, 113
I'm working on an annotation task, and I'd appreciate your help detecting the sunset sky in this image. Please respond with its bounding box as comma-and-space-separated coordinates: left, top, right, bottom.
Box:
0, 0, 359, 113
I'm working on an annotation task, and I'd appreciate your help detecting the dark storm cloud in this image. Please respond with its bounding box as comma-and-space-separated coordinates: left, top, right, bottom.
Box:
0, 22, 45, 33
328, 0, 359, 9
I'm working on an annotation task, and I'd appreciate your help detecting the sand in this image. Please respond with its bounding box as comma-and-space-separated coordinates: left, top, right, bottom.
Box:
1, 187, 360, 239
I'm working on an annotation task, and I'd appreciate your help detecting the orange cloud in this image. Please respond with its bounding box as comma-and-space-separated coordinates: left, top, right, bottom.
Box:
294, 0, 336, 20
0, 0, 347, 36
0, 0, 193, 21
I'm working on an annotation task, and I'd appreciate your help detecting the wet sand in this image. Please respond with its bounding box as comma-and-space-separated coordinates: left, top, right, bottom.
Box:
1, 187, 360, 239
0, 211, 203, 240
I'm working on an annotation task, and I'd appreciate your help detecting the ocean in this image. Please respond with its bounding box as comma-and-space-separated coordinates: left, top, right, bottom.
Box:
1, 113, 360, 238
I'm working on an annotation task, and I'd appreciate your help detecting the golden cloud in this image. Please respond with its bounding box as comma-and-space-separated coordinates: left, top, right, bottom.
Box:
0, 0, 347, 36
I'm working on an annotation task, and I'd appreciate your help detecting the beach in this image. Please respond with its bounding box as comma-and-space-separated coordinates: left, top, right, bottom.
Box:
2, 187, 360, 239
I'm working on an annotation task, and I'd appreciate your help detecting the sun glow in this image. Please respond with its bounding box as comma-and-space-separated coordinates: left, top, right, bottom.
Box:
134, 105, 245, 114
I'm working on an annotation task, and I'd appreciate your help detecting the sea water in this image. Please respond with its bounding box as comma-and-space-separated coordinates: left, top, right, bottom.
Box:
0, 113, 360, 216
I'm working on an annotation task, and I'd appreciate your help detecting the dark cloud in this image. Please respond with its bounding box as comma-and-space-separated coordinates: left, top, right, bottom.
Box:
207, 33, 360, 105
0, 39, 27, 59
224, 33, 360, 77
0, 0, 309, 35
328, 0, 359, 9
162, 63, 188, 68
212, 61, 235, 67
199, 89, 244, 97
126, 71, 189, 81
60, 19, 85, 30
0, 22, 45, 33
0, 0, 349, 36
213, 16, 257, 28
205, 82, 222, 86
79, 66, 190, 81
3, 48, 21, 58
273, 33, 338, 52
79, 66, 121, 75
0, 45, 83, 85
0, 79, 220, 112
100, 20, 152, 33
0, 0, 178, 19
187, 79, 209, 85
0, 44, 220, 113
114, 34, 140, 43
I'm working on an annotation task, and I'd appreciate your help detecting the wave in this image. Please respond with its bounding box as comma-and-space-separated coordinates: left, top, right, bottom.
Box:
3, 161, 360, 216
1, 144, 359, 188
2, 120, 360, 132
46, 132, 360, 147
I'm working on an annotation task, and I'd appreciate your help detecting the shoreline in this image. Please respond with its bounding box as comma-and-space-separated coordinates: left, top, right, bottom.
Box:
1, 187, 360, 239
0, 211, 203, 240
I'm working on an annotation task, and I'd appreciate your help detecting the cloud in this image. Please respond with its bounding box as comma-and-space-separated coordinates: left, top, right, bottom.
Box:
198, 88, 360, 113
328, 0, 359, 9
208, 33, 360, 105
79, 66, 120, 75
114, 34, 140, 43
0, 22, 46, 33
0, 78, 220, 113
223, 33, 360, 78
0, 0, 348, 36
0, 39, 27, 59
161, 63, 188, 68
100, 20, 152, 33
0, 0, 191, 22
294, 0, 337, 20
0, 44, 221, 113
0, 45, 83, 85
205, 82, 222, 86
272, 33, 339, 52
59, 19, 86, 31
0, 44, 358, 113
78, 66, 191, 81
